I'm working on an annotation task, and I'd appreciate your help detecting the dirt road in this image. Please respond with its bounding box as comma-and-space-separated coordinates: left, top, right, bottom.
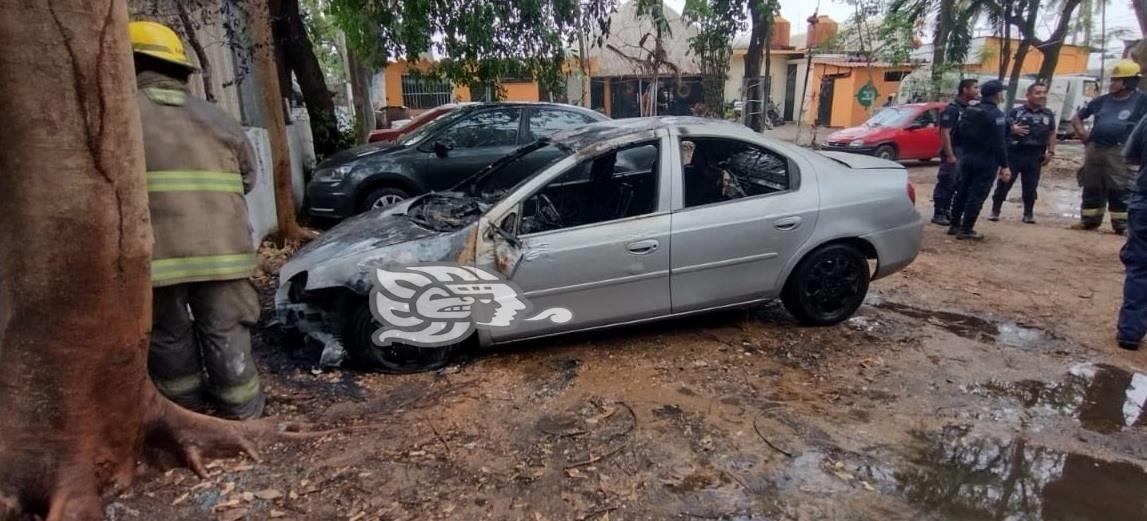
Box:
114, 142, 1147, 521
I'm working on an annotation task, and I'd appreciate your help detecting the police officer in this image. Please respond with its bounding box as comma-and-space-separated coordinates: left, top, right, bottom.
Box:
933, 79, 980, 226
948, 80, 1011, 241
1071, 59, 1147, 234
988, 82, 1057, 223
130, 21, 266, 419
1117, 106, 1147, 350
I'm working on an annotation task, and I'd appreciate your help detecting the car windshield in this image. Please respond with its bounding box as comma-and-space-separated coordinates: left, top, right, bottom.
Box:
456, 142, 571, 203
864, 107, 913, 127
396, 108, 466, 146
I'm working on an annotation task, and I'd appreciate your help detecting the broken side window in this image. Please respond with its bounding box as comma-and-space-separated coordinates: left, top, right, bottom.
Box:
519, 140, 660, 235
682, 137, 790, 208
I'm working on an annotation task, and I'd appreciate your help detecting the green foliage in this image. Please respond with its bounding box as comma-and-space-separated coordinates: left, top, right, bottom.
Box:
876, 9, 919, 64
299, 0, 346, 87
326, 0, 619, 96
887, 0, 1000, 67
682, 0, 746, 113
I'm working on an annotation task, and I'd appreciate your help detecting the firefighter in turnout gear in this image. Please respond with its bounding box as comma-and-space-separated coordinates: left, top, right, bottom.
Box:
1071, 59, 1147, 234
131, 21, 266, 419
989, 82, 1057, 223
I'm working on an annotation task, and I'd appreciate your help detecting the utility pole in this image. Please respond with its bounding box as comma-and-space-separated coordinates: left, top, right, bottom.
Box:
1099, 0, 1107, 86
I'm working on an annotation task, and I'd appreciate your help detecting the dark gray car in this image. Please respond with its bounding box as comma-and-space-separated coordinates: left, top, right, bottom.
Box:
306, 102, 607, 220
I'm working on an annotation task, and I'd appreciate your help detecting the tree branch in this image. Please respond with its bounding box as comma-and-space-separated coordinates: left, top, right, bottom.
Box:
175, 1, 215, 103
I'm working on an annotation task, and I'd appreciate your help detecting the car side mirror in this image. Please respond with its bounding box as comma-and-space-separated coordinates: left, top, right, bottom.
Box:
907, 123, 924, 131
433, 140, 454, 158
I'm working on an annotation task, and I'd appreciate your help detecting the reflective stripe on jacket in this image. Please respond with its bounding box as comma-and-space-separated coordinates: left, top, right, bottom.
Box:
137, 71, 258, 287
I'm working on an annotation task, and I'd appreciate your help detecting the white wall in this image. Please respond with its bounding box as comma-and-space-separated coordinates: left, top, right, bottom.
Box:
244, 126, 308, 245
723, 57, 745, 104
723, 55, 791, 113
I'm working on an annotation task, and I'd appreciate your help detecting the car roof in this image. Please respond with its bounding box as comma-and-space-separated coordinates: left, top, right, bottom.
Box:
456, 101, 603, 115
545, 116, 751, 149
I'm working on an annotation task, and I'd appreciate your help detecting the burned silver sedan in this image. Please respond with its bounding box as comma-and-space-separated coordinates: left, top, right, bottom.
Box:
276, 117, 923, 372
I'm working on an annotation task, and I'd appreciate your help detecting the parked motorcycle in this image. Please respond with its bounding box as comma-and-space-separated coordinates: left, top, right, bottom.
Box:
766, 101, 784, 128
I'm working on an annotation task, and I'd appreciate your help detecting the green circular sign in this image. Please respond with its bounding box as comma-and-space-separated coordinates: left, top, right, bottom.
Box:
857, 82, 879, 108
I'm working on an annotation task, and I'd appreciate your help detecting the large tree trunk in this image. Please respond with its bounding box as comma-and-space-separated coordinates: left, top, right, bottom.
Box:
1005, 39, 1032, 108
762, 8, 773, 129
1004, 0, 1039, 108
743, 0, 769, 131
346, 48, 376, 143
249, 0, 308, 241
998, 12, 1012, 81
1035, 0, 1083, 86
269, 0, 295, 101
0, 1, 257, 518
931, 0, 955, 99
277, 0, 342, 159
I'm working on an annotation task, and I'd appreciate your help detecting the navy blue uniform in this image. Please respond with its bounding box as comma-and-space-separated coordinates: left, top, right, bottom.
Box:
991, 104, 1056, 217
949, 99, 1009, 232
1117, 114, 1147, 347
934, 98, 969, 219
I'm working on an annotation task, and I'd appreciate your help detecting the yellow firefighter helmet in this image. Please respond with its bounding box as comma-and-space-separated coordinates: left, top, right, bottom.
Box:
129, 21, 196, 69
1110, 59, 1141, 79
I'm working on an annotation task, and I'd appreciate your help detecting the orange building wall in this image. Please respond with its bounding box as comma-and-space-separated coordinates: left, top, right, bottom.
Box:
803, 64, 913, 127
501, 82, 541, 102
383, 59, 542, 108
968, 37, 1090, 76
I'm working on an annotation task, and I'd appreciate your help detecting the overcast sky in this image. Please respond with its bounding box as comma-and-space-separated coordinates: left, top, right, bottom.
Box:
664, 0, 1142, 69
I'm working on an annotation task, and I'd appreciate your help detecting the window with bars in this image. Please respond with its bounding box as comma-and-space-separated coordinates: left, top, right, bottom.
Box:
884, 71, 910, 82
401, 75, 454, 109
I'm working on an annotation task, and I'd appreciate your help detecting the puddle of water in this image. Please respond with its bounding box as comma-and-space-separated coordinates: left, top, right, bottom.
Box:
974, 363, 1147, 434
1050, 183, 1083, 221
897, 425, 1147, 521
871, 300, 1057, 349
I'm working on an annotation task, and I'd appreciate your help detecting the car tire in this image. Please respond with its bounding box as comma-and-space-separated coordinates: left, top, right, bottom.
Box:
344, 301, 459, 373
781, 243, 870, 326
359, 186, 410, 213
873, 145, 898, 161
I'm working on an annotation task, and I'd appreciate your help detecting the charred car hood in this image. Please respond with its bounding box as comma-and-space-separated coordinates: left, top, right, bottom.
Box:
280, 198, 479, 295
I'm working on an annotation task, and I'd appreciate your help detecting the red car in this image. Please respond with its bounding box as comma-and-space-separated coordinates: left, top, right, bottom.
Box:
822, 102, 946, 162
368, 103, 465, 143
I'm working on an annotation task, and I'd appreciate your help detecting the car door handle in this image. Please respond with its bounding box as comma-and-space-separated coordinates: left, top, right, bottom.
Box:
774, 216, 803, 231
626, 239, 660, 255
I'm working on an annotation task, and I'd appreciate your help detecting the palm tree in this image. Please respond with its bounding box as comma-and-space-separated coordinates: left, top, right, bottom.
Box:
888, 0, 1000, 98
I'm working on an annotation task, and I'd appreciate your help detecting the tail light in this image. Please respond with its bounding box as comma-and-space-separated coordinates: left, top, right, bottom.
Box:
907, 182, 917, 204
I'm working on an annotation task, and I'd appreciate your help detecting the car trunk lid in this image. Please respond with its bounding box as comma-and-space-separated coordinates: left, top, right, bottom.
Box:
817, 151, 904, 170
